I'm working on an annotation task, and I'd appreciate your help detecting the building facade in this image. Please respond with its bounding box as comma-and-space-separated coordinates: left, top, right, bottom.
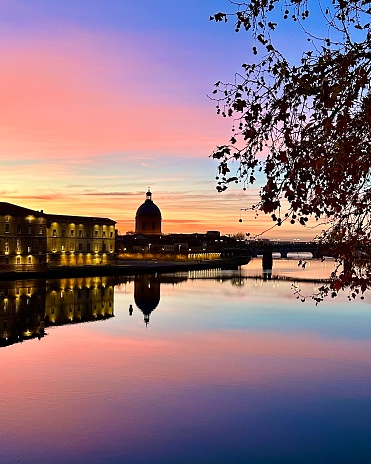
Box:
0, 202, 116, 271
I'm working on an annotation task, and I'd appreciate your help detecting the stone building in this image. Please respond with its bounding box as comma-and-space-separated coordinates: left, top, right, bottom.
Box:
46, 213, 116, 266
0, 203, 48, 271
0, 202, 116, 271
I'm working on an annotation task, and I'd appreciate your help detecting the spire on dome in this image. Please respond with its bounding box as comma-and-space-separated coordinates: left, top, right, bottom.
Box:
146, 188, 152, 202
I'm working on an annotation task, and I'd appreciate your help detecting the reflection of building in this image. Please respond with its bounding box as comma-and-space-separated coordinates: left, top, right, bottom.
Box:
0, 276, 115, 347
0, 202, 116, 271
45, 277, 115, 325
135, 189, 162, 235
0, 279, 46, 346
134, 275, 160, 326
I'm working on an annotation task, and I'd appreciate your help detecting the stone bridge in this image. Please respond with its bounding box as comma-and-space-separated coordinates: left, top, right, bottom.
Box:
244, 241, 320, 259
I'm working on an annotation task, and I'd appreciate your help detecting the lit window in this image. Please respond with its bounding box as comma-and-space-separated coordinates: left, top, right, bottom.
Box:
16, 257, 20, 264
39, 225, 43, 235
28, 257, 32, 264
95, 243, 98, 251
52, 229, 57, 237
94, 230, 98, 237
70, 230, 74, 237
27, 246, 31, 253
102, 231, 106, 238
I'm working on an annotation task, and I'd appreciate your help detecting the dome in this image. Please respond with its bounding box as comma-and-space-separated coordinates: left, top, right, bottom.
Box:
136, 201, 161, 218
135, 189, 162, 235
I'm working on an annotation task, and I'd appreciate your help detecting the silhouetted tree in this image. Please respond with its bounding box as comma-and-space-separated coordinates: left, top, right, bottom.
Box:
210, 0, 371, 301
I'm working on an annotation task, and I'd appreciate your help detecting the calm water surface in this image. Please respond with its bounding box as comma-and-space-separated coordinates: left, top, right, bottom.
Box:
0, 259, 370, 464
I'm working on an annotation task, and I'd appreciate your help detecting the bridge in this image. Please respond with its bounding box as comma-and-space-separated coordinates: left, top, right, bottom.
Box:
243, 241, 320, 259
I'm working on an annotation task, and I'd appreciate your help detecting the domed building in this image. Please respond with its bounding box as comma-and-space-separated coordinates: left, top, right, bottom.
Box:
135, 189, 162, 235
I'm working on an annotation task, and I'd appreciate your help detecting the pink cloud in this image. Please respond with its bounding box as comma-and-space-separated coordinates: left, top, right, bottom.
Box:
0, 30, 229, 160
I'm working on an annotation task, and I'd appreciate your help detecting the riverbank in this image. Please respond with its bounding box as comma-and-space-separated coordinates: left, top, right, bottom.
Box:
0, 256, 251, 281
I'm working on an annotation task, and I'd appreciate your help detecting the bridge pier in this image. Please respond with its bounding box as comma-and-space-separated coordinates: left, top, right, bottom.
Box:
262, 248, 273, 271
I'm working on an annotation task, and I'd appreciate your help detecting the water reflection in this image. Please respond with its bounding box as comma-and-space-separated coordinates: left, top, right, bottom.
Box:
0, 261, 370, 464
0, 276, 115, 347
0, 260, 340, 346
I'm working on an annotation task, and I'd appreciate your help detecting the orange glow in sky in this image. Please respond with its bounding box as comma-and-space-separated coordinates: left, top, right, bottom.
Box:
0, 2, 316, 239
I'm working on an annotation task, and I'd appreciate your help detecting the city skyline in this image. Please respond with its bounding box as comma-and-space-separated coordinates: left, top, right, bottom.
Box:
0, 0, 315, 240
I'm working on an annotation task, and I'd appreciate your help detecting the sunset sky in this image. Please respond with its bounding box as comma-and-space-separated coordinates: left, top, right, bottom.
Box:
0, 0, 317, 239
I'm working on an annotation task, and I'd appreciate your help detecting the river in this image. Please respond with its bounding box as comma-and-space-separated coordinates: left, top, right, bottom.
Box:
0, 258, 370, 464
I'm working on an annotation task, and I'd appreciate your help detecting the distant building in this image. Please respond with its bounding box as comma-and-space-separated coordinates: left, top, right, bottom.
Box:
0, 202, 116, 271
135, 189, 162, 235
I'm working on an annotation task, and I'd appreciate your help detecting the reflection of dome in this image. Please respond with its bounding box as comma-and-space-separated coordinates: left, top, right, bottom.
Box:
134, 275, 160, 326
135, 189, 162, 235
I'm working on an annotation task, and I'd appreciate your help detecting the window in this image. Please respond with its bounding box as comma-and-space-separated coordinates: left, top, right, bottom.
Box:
27, 246, 31, 253
28, 226, 32, 234
94, 243, 98, 251
110, 244, 113, 251
94, 230, 98, 237
52, 241, 56, 251
70, 242, 74, 251
102, 231, 106, 238
52, 229, 57, 237
17, 225, 21, 234
87, 243, 91, 252
5, 223, 9, 233
16, 257, 20, 264
79, 243, 83, 251
79, 230, 82, 237
70, 230, 74, 237
110, 231, 113, 238
28, 257, 32, 264
16, 239, 20, 247
61, 244, 65, 251
62, 229, 66, 237
5, 215, 9, 222
5, 246, 9, 253
38, 225, 43, 235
